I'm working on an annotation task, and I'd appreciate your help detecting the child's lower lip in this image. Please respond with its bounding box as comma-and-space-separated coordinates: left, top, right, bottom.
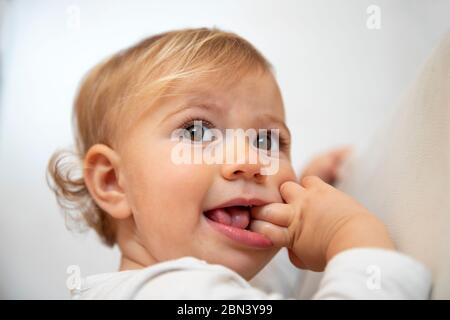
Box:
204, 215, 273, 249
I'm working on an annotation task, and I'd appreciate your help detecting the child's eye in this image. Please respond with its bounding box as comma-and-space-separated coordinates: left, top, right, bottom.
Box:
182, 120, 215, 143
254, 131, 280, 152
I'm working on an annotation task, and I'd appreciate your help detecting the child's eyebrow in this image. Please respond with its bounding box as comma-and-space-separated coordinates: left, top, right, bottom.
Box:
257, 113, 291, 139
159, 102, 221, 124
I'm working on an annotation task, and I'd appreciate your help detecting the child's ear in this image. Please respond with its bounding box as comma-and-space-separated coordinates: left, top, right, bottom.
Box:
83, 144, 131, 220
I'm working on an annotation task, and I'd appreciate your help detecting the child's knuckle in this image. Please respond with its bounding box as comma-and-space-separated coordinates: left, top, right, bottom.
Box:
301, 175, 321, 188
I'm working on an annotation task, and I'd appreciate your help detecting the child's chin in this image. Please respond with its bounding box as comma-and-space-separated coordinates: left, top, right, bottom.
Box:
207, 248, 279, 280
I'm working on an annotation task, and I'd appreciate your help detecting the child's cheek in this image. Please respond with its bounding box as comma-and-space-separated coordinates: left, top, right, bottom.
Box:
276, 158, 297, 182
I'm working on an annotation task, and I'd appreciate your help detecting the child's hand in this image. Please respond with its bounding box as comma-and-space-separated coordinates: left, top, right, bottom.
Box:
299, 146, 352, 186
249, 176, 395, 272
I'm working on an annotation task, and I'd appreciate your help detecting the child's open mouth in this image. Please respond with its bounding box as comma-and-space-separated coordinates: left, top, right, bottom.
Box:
204, 206, 251, 229
203, 201, 273, 248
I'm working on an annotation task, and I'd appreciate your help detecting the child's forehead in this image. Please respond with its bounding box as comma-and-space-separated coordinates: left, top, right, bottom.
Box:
163, 69, 280, 105
131, 69, 285, 128
163, 83, 281, 117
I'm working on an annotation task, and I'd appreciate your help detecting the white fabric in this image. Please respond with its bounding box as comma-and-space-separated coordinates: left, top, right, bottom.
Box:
249, 248, 300, 298
297, 30, 450, 300
72, 248, 430, 300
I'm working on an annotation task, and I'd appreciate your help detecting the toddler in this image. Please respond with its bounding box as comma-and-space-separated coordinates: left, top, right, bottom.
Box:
48, 28, 430, 299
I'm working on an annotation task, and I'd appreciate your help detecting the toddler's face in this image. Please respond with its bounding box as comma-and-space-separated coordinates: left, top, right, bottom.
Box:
117, 70, 296, 279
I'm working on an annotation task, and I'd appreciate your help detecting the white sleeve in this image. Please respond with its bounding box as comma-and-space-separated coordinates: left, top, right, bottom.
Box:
313, 248, 432, 300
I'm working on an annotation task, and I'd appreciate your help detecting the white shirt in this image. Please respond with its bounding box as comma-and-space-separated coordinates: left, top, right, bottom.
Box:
72, 248, 431, 299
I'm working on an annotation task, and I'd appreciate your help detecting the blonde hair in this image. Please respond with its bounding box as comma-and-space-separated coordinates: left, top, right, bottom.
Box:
47, 27, 273, 246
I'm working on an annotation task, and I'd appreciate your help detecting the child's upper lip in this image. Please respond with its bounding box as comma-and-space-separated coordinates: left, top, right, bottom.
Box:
204, 197, 270, 212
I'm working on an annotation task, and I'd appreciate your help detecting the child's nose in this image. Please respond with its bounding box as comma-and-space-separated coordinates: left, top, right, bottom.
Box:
220, 140, 266, 183
221, 161, 265, 182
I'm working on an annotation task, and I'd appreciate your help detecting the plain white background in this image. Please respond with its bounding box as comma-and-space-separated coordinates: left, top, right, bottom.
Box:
1, 0, 449, 299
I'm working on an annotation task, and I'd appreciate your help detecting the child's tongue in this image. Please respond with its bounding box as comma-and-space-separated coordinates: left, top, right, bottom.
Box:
205, 206, 250, 229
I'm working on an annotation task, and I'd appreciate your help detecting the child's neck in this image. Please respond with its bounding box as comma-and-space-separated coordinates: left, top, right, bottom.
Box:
116, 217, 157, 271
